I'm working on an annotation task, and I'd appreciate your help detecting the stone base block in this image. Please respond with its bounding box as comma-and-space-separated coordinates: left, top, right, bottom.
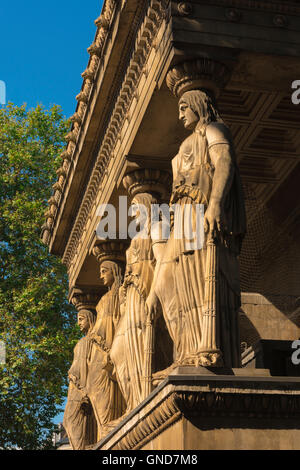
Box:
94, 368, 300, 450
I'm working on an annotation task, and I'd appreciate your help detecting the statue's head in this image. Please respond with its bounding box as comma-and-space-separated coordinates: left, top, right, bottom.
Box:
178, 89, 222, 130
179, 99, 199, 131
100, 260, 124, 290
130, 192, 157, 233
100, 261, 115, 287
131, 192, 156, 214
77, 309, 95, 334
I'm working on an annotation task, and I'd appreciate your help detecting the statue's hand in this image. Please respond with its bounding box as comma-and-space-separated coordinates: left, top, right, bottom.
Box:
102, 353, 115, 379
80, 397, 92, 415
204, 202, 226, 237
81, 394, 89, 405
145, 292, 159, 324
119, 285, 126, 306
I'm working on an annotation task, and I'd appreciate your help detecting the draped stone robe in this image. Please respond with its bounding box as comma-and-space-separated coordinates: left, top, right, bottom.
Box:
162, 121, 246, 367
87, 288, 125, 438
63, 334, 93, 450
123, 235, 155, 408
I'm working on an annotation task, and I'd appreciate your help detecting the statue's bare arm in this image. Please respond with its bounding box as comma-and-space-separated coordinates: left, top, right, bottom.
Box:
145, 240, 166, 320
204, 124, 235, 235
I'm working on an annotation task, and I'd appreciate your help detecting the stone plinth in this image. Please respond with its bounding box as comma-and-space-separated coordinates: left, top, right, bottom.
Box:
94, 368, 300, 450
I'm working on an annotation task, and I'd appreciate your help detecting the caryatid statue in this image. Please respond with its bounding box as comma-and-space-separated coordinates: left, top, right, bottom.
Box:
147, 59, 246, 370
88, 241, 127, 439
63, 307, 96, 450
112, 168, 172, 408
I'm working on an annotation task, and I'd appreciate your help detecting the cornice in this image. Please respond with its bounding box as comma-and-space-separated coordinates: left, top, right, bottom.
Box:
61, 0, 170, 268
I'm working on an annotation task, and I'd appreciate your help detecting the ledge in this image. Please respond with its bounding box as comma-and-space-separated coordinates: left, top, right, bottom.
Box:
94, 367, 300, 450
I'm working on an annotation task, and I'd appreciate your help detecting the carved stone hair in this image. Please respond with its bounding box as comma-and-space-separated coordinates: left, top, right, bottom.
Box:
77, 308, 96, 332
179, 90, 224, 127
100, 260, 124, 293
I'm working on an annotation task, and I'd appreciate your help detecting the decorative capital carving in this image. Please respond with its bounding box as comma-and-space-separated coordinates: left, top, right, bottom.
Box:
166, 59, 231, 98
70, 288, 100, 312
92, 240, 127, 266
122, 168, 171, 200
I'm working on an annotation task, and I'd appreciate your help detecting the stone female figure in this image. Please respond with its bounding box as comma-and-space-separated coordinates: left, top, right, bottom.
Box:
148, 89, 246, 369
63, 309, 95, 450
87, 261, 126, 439
122, 193, 156, 409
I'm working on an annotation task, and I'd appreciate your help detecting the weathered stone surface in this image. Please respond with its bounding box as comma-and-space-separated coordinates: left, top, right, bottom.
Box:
42, 0, 300, 451
95, 371, 300, 450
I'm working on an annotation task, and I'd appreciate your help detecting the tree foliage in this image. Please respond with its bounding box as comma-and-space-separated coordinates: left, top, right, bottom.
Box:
0, 103, 80, 449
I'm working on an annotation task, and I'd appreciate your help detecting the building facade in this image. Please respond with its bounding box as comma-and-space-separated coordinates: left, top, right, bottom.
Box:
42, 0, 300, 450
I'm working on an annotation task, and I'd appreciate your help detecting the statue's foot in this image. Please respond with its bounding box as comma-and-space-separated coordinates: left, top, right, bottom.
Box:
196, 352, 223, 367
177, 352, 223, 368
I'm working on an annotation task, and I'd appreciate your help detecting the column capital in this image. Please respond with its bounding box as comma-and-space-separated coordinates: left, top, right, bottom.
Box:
166, 58, 231, 98
92, 240, 127, 266
69, 286, 100, 312
122, 168, 171, 201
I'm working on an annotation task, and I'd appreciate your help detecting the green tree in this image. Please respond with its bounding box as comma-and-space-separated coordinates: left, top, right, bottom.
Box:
0, 103, 80, 449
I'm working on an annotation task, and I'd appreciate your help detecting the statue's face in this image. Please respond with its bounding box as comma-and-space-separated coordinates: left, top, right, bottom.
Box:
179, 101, 199, 130
130, 197, 149, 232
130, 198, 140, 219
77, 312, 89, 333
130, 198, 143, 229
100, 263, 114, 287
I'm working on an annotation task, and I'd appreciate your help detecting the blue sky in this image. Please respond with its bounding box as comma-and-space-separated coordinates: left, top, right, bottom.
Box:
0, 0, 103, 118
0, 0, 104, 428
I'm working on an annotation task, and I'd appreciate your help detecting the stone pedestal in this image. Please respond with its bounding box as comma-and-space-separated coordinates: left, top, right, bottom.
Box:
94, 368, 300, 450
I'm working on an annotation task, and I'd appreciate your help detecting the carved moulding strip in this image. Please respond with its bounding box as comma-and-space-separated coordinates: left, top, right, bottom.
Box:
62, 0, 170, 269
96, 377, 300, 450
41, 0, 120, 246
201, 0, 300, 16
